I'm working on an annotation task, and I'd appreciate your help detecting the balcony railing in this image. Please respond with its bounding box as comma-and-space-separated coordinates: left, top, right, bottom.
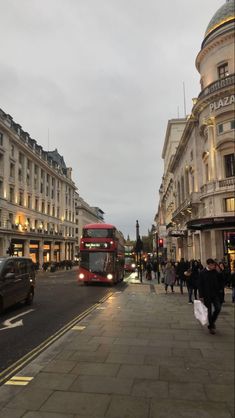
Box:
198, 73, 235, 99
201, 177, 235, 195
172, 192, 200, 220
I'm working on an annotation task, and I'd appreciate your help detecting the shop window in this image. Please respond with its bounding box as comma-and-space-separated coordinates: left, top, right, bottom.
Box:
224, 198, 235, 212
224, 154, 235, 178
217, 62, 229, 79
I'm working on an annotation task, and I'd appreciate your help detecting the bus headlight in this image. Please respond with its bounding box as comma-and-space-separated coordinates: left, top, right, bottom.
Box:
131, 264, 136, 268
79, 273, 85, 279
107, 274, 113, 280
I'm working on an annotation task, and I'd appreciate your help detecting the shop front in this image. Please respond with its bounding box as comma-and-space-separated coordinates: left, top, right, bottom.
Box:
29, 241, 40, 264
11, 239, 24, 257
54, 242, 61, 262
43, 242, 51, 263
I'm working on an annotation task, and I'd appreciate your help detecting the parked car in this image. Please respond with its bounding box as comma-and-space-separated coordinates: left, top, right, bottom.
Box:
0, 257, 36, 313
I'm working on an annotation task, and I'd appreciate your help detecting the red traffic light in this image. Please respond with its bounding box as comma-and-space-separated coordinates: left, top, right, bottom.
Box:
158, 239, 163, 248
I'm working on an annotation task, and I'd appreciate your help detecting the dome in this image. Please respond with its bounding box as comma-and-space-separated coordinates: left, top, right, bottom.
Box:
205, 0, 235, 38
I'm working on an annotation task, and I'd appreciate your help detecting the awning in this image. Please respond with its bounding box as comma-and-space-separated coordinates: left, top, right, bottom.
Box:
187, 216, 235, 231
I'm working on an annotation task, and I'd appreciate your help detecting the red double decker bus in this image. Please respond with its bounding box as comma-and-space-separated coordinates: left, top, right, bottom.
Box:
78, 223, 125, 285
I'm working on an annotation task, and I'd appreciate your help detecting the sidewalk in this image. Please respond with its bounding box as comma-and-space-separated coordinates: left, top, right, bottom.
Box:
0, 281, 234, 418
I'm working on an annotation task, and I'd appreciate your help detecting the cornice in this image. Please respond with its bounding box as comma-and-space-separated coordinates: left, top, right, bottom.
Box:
196, 31, 234, 70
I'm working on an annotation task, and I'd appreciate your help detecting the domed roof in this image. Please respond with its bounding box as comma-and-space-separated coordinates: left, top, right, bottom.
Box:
205, 0, 235, 38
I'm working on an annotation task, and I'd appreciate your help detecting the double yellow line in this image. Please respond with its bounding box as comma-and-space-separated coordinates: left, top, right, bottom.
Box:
0, 292, 113, 386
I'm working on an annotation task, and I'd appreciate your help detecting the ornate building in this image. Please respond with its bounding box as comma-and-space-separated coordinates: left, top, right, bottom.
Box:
156, 0, 235, 267
74, 192, 104, 257
0, 108, 76, 265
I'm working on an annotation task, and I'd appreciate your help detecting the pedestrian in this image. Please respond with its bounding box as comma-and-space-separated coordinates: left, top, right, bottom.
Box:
184, 267, 194, 304
216, 261, 229, 304
231, 261, 235, 303
191, 260, 200, 300
145, 257, 152, 280
152, 259, 159, 283
159, 261, 166, 283
164, 261, 175, 293
176, 258, 189, 294
198, 258, 222, 335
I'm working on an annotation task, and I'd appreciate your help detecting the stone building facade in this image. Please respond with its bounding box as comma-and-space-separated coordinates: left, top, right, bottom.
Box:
74, 192, 104, 257
156, 0, 235, 267
0, 108, 77, 266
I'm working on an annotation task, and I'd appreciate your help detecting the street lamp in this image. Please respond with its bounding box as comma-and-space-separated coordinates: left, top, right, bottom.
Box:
135, 220, 143, 282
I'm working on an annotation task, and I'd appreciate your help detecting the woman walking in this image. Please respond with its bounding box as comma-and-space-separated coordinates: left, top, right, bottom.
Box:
164, 262, 176, 293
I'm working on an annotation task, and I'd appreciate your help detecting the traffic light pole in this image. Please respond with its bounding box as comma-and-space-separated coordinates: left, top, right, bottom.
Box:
135, 220, 143, 283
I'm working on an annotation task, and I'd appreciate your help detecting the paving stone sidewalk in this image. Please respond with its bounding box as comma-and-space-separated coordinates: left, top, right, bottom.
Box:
0, 282, 234, 418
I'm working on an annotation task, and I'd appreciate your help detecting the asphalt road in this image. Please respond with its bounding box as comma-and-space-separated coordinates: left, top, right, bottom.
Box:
0, 268, 124, 374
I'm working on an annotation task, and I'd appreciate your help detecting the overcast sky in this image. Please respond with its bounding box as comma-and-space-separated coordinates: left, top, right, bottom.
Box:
0, 0, 223, 239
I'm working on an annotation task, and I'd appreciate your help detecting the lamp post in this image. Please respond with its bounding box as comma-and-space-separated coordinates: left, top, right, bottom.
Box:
135, 220, 143, 282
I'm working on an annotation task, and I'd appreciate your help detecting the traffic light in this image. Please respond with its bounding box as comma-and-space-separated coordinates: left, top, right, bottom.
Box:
7, 242, 15, 256
158, 238, 163, 248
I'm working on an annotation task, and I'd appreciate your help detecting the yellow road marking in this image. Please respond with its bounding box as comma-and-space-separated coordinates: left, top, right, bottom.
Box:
71, 325, 86, 331
5, 376, 33, 386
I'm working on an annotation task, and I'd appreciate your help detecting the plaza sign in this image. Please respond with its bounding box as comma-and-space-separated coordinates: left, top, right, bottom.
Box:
210, 94, 235, 112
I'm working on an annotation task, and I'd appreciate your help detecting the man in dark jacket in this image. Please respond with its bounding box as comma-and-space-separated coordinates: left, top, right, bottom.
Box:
176, 258, 189, 294
198, 258, 222, 334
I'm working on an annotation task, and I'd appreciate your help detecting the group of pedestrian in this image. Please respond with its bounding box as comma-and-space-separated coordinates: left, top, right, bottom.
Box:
142, 254, 234, 335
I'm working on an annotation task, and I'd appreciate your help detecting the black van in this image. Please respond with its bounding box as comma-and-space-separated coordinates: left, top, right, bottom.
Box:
0, 257, 36, 313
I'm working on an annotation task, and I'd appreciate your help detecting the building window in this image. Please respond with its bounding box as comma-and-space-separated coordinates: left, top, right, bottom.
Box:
0, 132, 3, 146
41, 201, 45, 213
217, 123, 223, 134
205, 163, 209, 182
11, 145, 14, 157
10, 162, 15, 179
217, 62, 229, 79
224, 154, 235, 178
19, 191, 24, 206
231, 120, 235, 130
0, 180, 3, 197
224, 198, 235, 212
27, 195, 31, 209
9, 186, 14, 203
18, 168, 23, 182
35, 198, 38, 211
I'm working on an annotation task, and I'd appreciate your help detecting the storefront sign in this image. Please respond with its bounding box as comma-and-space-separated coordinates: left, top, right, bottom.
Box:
210, 94, 235, 112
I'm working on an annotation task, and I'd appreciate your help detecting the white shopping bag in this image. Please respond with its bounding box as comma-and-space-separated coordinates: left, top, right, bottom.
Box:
193, 300, 208, 326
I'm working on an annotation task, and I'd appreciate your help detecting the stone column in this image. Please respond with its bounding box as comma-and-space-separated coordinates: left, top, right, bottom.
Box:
24, 239, 30, 257
60, 241, 66, 261
39, 239, 44, 269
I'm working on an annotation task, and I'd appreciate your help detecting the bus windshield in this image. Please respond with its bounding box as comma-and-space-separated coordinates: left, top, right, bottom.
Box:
80, 251, 114, 276
83, 229, 114, 238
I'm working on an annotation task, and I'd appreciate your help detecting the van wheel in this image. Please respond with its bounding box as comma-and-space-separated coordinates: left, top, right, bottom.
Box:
25, 289, 34, 305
